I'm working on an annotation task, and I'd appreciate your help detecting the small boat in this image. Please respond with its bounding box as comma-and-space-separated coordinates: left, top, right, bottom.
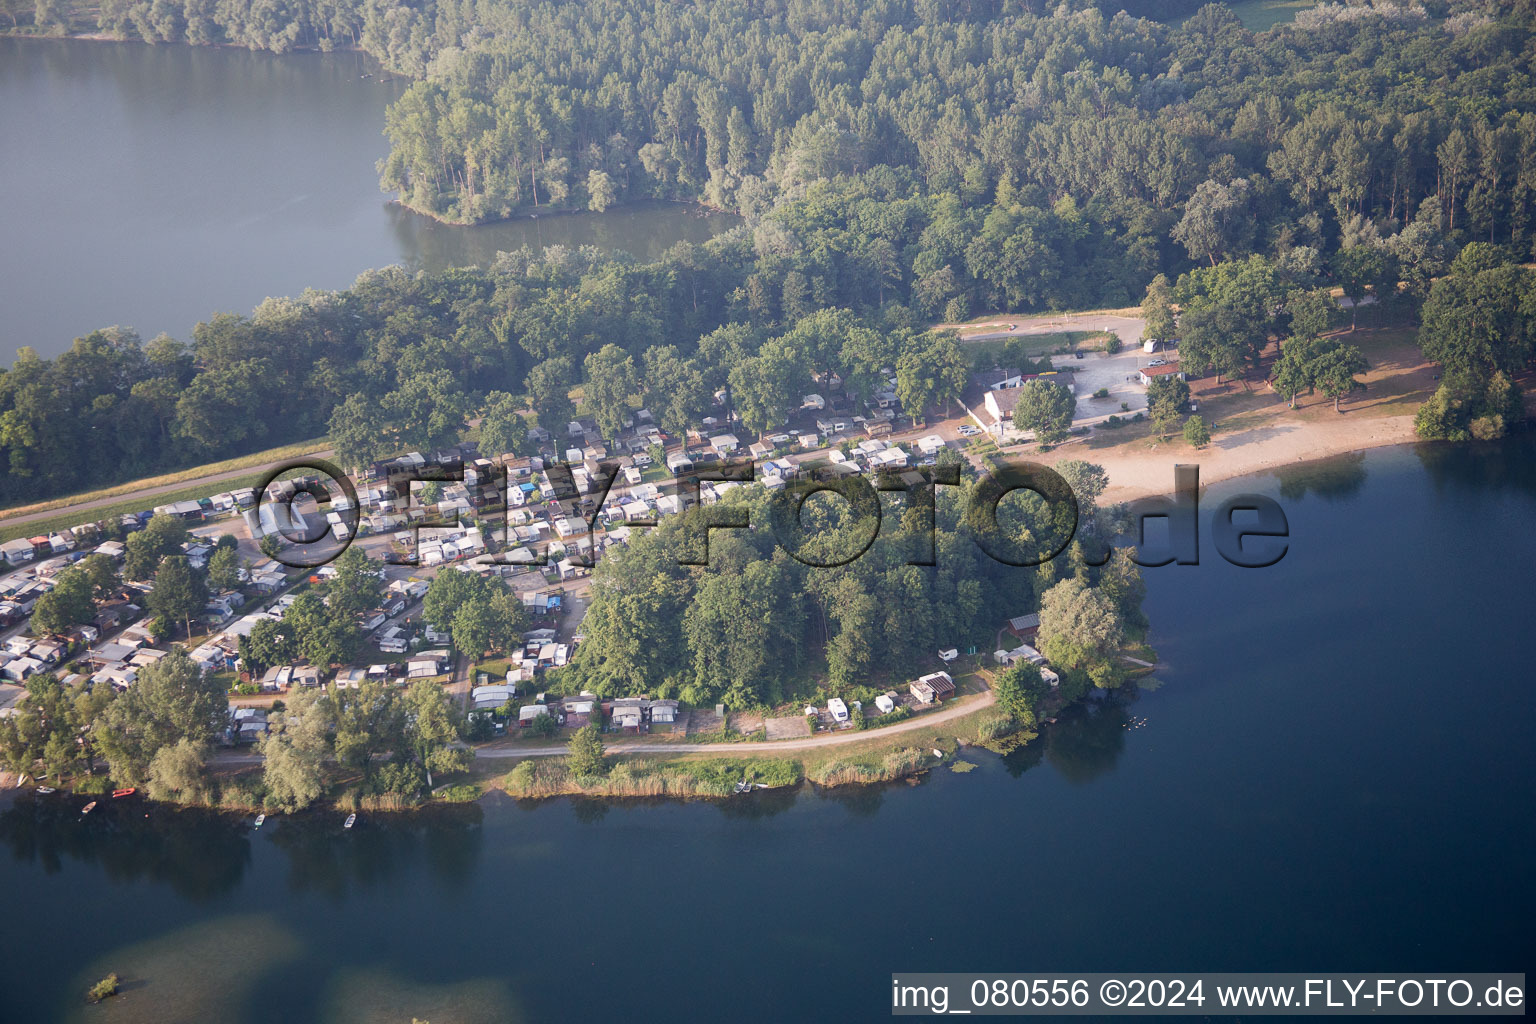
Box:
253, 813, 266, 829
112, 788, 136, 799
13, 775, 25, 789
343, 813, 357, 829
36, 787, 55, 795
81, 801, 97, 815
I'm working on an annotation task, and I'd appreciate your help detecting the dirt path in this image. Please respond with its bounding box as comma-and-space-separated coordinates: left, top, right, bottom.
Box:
475, 689, 997, 759
204, 689, 997, 768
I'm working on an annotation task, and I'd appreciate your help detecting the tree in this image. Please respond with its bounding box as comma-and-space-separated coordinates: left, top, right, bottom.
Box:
894, 333, 968, 425
95, 648, 227, 787
1172, 178, 1253, 267
1182, 414, 1211, 448
259, 687, 333, 811
1419, 263, 1536, 389
29, 566, 97, 636
641, 345, 711, 438
401, 680, 470, 783
240, 618, 297, 677
0, 675, 103, 783
587, 169, 617, 212
1333, 245, 1387, 331
206, 546, 242, 592
148, 554, 208, 641
327, 392, 391, 471
1140, 275, 1177, 343
1038, 577, 1125, 677
1285, 288, 1343, 343
283, 591, 361, 670
78, 553, 121, 601
1146, 374, 1190, 438
479, 390, 530, 458
567, 723, 607, 778
325, 546, 384, 619
146, 737, 211, 804
450, 591, 525, 658
992, 660, 1045, 727
1012, 379, 1075, 445
1313, 344, 1369, 413
525, 357, 577, 436
1052, 460, 1108, 512
122, 514, 188, 581
582, 344, 640, 440
333, 680, 402, 781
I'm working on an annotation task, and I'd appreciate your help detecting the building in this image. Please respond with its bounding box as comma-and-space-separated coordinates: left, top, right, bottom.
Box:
472, 685, 516, 711
909, 671, 956, 705
610, 697, 646, 731
1006, 613, 1041, 641
1138, 362, 1185, 386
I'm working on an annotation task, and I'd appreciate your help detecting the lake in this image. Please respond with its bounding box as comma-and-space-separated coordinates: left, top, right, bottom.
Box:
0, 38, 737, 363
1, 436, 1532, 1023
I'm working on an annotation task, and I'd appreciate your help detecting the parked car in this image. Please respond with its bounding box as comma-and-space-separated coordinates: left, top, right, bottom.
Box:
957, 425, 982, 437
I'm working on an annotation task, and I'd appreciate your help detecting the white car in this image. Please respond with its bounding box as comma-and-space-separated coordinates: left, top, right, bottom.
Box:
957, 425, 982, 437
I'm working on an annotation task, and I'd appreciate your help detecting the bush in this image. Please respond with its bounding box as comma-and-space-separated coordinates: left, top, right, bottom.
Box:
1092, 387, 1109, 399
75, 775, 111, 795
87, 975, 120, 1004
1103, 415, 1122, 429
976, 713, 1020, 742
1182, 414, 1212, 448
866, 705, 914, 728
524, 711, 558, 738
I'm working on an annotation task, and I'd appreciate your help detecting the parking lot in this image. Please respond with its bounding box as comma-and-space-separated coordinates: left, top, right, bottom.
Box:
1068, 347, 1153, 427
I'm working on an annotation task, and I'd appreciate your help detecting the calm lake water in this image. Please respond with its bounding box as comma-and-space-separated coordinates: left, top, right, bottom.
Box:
0, 38, 736, 362
1, 437, 1533, 1023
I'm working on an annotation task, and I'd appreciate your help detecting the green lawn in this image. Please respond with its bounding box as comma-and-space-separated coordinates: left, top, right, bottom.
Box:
958, 330, 1103, 361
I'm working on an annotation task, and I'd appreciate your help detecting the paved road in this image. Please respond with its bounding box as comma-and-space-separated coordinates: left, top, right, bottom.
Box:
0, 447, 336, 529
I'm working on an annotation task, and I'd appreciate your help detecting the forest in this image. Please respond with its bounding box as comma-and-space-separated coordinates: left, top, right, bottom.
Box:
3, 2, 1536, 501
557, 460, 1147, 709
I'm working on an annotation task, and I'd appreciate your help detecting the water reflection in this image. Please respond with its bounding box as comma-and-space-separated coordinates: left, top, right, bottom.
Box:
1414, 431, 1536, 497
1041, 699, 1133, 785
0, 794, 250, 902
385, 200, 740, 270
264, 805, 484, 897
0, 795, 485, 902
1275, 451, 1369, 503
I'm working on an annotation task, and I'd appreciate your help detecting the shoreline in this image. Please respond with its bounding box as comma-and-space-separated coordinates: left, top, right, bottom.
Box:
388, 194, 733, 230
1077, 419, 1421, 506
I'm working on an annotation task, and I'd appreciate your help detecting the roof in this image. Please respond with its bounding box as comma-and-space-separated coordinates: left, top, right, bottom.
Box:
1140, 362, 1184, 376
917, 671, 955, 695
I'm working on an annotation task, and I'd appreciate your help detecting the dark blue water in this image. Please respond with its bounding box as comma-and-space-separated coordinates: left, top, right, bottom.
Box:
0, 439, 1532, 1023
0, 38, 736, 362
